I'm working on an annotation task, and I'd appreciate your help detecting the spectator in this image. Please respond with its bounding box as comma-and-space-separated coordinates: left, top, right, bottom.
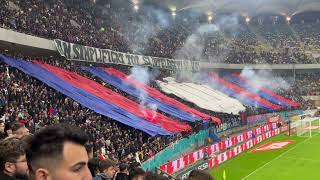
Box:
4, 122, 13, 139
86, 144, 94, 159
188, 170, 214, 180
26, 124, 92, 180
94, 159, 117, 180
88, 158, 100, 178
0, 138, 28, 180
11, 123, 29, 139
115, 163, 129, 180
129, 168, 146, 180
145, 173, 169, 180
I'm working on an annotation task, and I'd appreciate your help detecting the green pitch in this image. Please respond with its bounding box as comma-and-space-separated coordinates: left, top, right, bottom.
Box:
210, 132, 320, 180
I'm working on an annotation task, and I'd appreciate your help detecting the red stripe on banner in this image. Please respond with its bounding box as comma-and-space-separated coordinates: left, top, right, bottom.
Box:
35, 61, 191, 133
208, 73, 283, 110
104, 68, 221, 123
234, 74, 300, 107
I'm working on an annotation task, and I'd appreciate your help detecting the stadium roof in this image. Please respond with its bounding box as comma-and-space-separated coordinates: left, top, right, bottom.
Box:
143, 0, 320, 17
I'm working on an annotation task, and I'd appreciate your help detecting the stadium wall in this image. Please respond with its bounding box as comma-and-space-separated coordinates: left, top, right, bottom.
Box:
0, 28, 55, 51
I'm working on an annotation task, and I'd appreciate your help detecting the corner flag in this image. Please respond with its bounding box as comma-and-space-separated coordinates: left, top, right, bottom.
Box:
223, 170, 226, 180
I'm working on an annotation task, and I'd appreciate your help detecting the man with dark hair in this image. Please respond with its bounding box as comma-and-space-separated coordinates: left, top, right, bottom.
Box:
26, 124, 92, 180
129, 168, 145, 180
0, 138, 28, 180
85, 144, 94, 159
188, 170, 214, 180
145, 173, 169, 180
94, 159, 117, 180
115, 163, 129, 180
88, 158, 100, 178
4, 122, 13, 138
11, 123, 29, 139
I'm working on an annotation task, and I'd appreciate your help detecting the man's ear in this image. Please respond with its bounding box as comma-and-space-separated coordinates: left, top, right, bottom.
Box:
35, 168, 51, 180
4, 162, 16, 174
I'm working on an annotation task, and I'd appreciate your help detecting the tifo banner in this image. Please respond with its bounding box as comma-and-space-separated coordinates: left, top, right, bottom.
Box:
54, 39, 200, 71
208, 128, 281, 169
159, 123, 278, 174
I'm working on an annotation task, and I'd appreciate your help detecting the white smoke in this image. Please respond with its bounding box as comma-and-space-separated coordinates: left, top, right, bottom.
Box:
127, 66, 159, 119
240, 67, 291, 92
175, 24, 220, 61
125, 7, 171, 54
174, 15, 240, 81
129, 66, 152, 85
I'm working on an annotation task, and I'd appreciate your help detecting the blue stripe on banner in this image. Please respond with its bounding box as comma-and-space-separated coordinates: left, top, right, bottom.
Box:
224, 74, 291, 107
206, 77, 273, 110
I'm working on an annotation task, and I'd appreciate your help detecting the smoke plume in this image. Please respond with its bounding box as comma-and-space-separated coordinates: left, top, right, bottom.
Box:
240, 67, 291, 92
124, 7, 171, 54
127, 66, 159, 118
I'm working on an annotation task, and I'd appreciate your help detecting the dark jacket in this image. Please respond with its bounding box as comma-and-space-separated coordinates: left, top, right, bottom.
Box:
115, 172, 130, 180
93, 174, 113, 180
0, 172, 20, 180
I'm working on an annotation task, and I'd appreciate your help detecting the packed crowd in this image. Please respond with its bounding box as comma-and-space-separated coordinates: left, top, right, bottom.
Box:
0, 50, 244, 173
0, 59, 183, 179
0, 60, 180, 165
279, 73, 320, 110
293, 73, 320, 96
1, 0, 320, 64
0, 53, 317, 179
0, 52, 224, 179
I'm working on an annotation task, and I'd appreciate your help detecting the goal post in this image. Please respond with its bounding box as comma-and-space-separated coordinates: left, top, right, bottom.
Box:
289, 118, 320, 137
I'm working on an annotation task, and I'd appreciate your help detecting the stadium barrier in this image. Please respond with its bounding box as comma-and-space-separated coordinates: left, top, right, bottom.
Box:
159, 123, 278, 175
142, 129, 209, 171
142, 109, 296, 172
208, 128, 281, 169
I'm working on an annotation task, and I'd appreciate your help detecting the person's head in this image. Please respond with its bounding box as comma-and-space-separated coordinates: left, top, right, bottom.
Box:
98, 159, 117, 178
129, 161, 141, 172
129, 168, 145, 180
188, 170, 214, 180
26, 124, 92, 180
0, 138, 28, 178
4, 122, 13, 137
11, 122, 29, 139
145, 173, 168, 180
119, 163, 129, 174
88, 158, 100, 177
85, 144, 93, 159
